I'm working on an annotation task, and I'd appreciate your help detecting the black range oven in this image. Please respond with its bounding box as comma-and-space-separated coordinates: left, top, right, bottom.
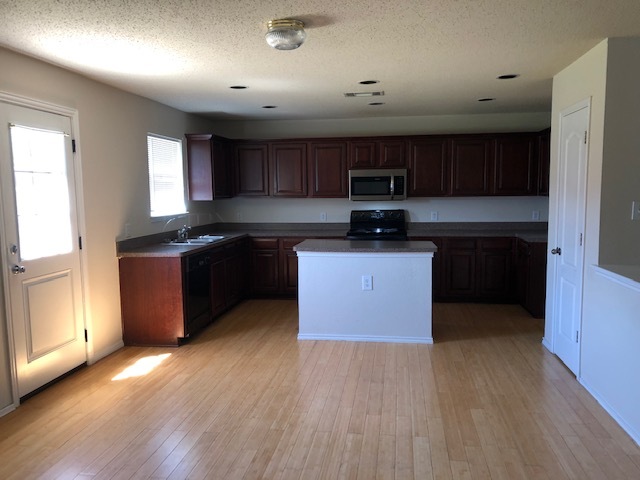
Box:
346, 209, 408, 241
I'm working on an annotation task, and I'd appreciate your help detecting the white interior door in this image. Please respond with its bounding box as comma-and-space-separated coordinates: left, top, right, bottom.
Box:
0, 102, 86, 398
552, 100, 590, 375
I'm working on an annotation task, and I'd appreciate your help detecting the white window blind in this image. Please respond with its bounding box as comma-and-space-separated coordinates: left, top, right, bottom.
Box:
147, 134, 186, 217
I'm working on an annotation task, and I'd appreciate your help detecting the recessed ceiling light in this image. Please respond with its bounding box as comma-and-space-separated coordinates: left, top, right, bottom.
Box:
230, 85, 248, 89
368, 102, 385, 106
478, 98, 495, 102
497, 74, 519, 80
359, 80, 379, 85
261, 105, 277, 109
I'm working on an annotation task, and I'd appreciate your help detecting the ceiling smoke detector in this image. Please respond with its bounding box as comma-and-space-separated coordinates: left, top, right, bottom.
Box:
265, 19, 307, 50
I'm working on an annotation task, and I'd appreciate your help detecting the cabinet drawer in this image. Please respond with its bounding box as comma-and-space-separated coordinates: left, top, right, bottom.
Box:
252, 238, 279, 249
479, 237, 513, 250
446, 238, 476, 250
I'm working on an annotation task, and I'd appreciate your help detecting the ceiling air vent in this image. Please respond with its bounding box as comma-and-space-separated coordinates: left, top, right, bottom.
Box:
343, 91, 385, 98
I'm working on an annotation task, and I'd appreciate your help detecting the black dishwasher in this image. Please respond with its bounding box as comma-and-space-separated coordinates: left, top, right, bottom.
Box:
185, 251, 212, 336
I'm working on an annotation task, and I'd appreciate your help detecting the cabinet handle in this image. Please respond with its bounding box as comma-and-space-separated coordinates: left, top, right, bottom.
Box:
551, 247, 561, 255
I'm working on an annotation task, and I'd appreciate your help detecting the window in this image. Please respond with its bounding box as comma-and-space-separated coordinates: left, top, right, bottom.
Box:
147, 134, 186, 217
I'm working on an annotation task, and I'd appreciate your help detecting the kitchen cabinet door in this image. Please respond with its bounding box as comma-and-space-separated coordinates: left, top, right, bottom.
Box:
235, 143, 269, 196
348, 140, 377, 168
270, 142, 308, 197
185, 134, 233, 200
408, 137, 449, 196
450, 137, 493, 196
443, 238, 477, 298
537, 129, 550, 196
493, 135, 538, 195
281, 238, 305, 295
210, 254, 227, 317
516, 238, 547, 318
477, 237, 515, 300
308, 141, 348, 197
251, 238, 280, 294
378, 139, 407, 168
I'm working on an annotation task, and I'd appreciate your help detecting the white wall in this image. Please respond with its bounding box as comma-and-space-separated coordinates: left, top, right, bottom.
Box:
207, 112, 551, 139
548, 38, 640, 445
0, 46, 217, 410
599, 38, 640, 265
213, 196, 549, 224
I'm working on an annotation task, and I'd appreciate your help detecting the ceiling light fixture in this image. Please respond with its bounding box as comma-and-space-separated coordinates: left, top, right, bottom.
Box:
344, 91, 385, 98
265, 19, 306, 50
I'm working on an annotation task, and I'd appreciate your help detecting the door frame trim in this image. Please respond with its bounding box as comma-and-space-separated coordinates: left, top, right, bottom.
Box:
548, 97, 591, 375
0, 91, 88, 409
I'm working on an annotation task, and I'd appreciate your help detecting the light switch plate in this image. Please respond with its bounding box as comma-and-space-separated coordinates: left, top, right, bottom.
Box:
430, 211, 438, 221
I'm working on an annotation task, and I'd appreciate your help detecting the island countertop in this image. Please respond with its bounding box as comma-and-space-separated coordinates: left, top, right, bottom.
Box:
294, 239, 437, 253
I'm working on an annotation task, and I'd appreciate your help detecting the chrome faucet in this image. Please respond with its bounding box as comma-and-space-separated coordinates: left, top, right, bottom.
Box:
177, 225, 191, 240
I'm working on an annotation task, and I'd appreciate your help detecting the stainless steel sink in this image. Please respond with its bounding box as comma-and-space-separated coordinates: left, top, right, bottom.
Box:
161, 235, 225, 245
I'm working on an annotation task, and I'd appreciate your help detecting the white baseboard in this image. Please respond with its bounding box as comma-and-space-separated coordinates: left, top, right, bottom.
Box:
579, 377, 640, 447
541, 337, 553, 352
88, 340, 124, 365
297, 334, 433, 344
0, 403, 16, 418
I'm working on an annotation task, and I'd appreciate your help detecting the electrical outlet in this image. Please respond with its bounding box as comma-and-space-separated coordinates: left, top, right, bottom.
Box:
236, 211, 242, 222
632, 201, 640, 220
124, 223, 131, 238
532, 210, 540, 221
320, 212, 327, 222
361, 275, 373, 291
430, 211, 438, 221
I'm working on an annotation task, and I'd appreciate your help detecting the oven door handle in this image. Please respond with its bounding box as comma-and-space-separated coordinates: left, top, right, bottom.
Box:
389, 175, 395, 199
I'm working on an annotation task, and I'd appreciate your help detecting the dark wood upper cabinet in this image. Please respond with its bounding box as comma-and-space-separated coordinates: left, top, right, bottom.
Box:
308, 141, 348, 197
493, 134, 538, 195
407, 137, 449, 196
235, 143, 269, 196
348, 140, 377, 168
378, 140, 407, 167
270, 142, 308, 197
185, 134, 233, 200
450, 137, 494, 196
537, 128, 550, 196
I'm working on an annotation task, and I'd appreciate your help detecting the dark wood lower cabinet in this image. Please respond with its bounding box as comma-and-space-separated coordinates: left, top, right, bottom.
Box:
120, 238, 249, 346
516, 238, 547, 318
251, 237, 305, 296
477, 237, 515, 301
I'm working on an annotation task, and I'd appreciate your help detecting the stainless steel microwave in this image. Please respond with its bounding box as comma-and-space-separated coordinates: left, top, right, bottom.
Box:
349, 168, 407, 201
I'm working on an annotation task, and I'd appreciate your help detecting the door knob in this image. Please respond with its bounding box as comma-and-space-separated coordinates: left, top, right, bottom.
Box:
551, 247, 562, 255
11, 265, 26, 274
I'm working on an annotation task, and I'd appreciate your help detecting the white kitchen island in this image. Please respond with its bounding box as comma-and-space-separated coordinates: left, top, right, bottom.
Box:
294, 239, 437, 344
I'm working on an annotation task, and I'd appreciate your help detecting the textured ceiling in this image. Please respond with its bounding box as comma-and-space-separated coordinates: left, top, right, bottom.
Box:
2, 0, 640, 120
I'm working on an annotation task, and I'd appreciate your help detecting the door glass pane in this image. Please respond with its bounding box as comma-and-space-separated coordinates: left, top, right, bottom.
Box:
10, 125, 73, 261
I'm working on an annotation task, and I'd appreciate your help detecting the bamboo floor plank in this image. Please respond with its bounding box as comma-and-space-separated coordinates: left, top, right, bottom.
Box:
0, 300, 638, 479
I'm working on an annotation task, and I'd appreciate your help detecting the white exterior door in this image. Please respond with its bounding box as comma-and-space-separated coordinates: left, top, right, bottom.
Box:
551, 100, 590, 375
0, 102, 86, 398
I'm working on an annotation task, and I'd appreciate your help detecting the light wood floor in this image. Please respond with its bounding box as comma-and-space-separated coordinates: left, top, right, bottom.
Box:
1, 300, 639, 480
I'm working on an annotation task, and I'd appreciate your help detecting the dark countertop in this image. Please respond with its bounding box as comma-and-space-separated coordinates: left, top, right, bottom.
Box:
294, 239, 437, 253
117, 221, 547, 258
